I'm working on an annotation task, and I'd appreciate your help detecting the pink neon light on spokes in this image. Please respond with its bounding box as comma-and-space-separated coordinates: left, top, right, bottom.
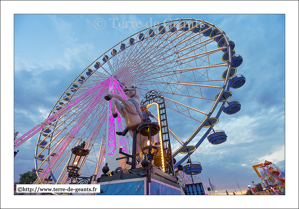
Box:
107, 85, 117, 156
106, 76, 131, 155
39, 136, 71, 179
107, 113, 115, 155
36, 79, 110, 180
106, 77, 116, 155
56, 82, 107, 155
112, 77, 128, 153
46, 79, 107, 123
117, 116, 126, 153
45, 81, 107, 169
15, 126, 43, 148
14, 78, 110, 149
36, 77, 122, 180
111, 76, 128, 100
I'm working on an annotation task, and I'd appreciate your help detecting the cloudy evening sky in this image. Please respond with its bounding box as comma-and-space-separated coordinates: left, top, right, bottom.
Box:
1, 1, 298, 208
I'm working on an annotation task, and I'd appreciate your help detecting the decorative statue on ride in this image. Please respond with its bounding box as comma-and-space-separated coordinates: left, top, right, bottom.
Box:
104, 86, 149, 167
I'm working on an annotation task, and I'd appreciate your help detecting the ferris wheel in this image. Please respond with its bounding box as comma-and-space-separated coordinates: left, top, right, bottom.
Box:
14, 18, 245, 184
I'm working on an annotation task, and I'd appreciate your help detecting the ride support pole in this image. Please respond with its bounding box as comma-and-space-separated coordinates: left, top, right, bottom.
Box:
187, 149, 194, 184
132, 129, 137, 169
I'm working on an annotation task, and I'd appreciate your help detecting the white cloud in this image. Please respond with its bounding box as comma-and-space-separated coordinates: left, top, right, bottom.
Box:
59, 43, 94, 70
15, 15, 95, 73
258, 146, 284, 164
48, 15, 77, 44
15, 41, 94, 73
15, 109, 41, 124
14, 57, 38, 72
38, 107, 50, 119
216, 105, 284, 145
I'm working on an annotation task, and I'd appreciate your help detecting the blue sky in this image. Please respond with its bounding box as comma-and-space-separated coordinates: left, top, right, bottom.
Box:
2, 1, 299, 208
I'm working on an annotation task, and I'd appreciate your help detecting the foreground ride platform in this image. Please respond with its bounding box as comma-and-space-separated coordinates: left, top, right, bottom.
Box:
96, 167, 183, 195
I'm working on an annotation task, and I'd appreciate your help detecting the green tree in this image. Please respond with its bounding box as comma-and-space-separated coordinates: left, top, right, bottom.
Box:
18, 171, 37, 184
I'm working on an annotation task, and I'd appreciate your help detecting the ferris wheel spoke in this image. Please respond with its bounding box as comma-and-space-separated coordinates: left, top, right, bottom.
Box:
51, 103, 108, 183
49, 96, 104, 138
125, 22, 175, 58
174, 28, 201, 47
124, 39, 173, 73
97, 65, 112, 77
116, 30, 154, 70
175, 28, 204, 47
178, 34, 220, 54
178, 55, 211, 75
175, 42, 217, 68
55, 141, 86, 184
115, 42, 139, 71
56, 81, 108, 112
137, 78, 208, 101
94, 141, 105, 179
138, 86, 215, 102
106, 60, 115, 75
164, 99, 204, 121
37, 128, 70, 158
137, 77, 213, 101
92, 71, 110, 80
156, 20, 194, 49
139, 91, 201, 124
131, 62, 195, 84
120, 38, 188, 79
147, 79, 225, 84
51, 145, 76, 182
85, 116, 106, 144
36, 93, 108, 178
139, 92, 203, 124
84, 71, 109, 82
62, 84, 107, 103
122, 42, 173, 74
164, 103, 202, 123
35, 137, 70, 181
86, 146, 102, 166
125, 38, 187, 76
164, 96, 208, 116
168, 129, 184, 145
138, 80, 222, 90
86, 56, 113, 77
127, 61, 185, 84
41, 139, 78, 181
149, 111, 184, 146
78, 77, 108, 89
154, 63, 228, 76
115, 21, 193, 76
127, 49, 221, 83
78, 143, 97, 177
138, 34, 177, 63
179, 47, 226, 62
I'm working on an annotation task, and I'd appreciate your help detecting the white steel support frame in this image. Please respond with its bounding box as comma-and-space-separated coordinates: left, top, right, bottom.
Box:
104, 77, 131, 172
